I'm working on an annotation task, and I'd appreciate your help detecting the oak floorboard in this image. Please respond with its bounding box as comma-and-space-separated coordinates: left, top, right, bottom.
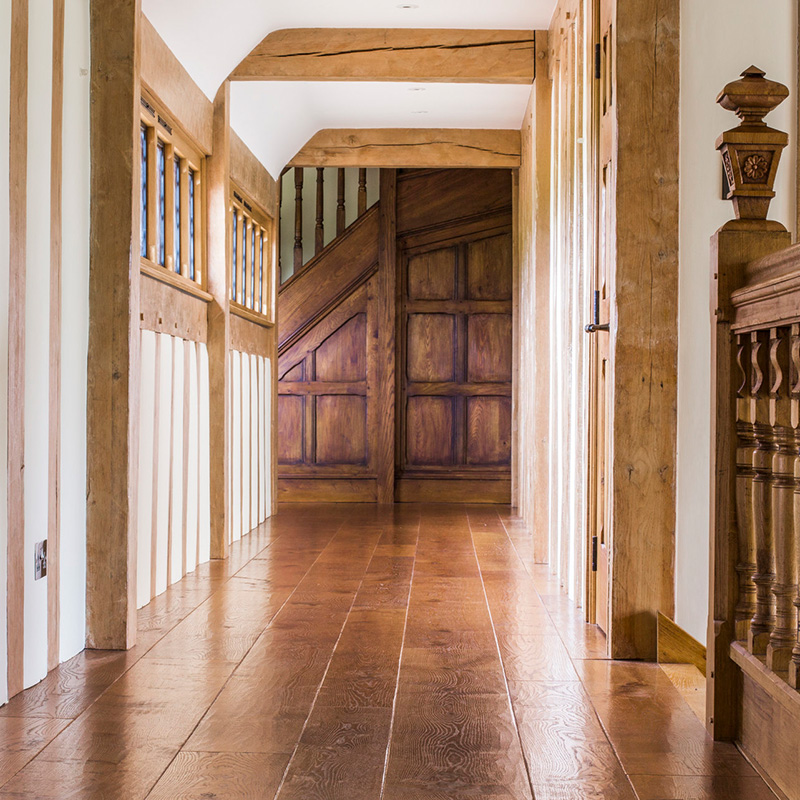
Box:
0, 504, 774, 799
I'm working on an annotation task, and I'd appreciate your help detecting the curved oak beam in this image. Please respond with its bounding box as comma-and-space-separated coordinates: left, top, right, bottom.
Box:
287, 129, 521, 169
230, 28, 535, 84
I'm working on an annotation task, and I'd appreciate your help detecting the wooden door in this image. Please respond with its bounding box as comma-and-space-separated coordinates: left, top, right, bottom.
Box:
395, 169, 513, 503
588, 0, 615, 633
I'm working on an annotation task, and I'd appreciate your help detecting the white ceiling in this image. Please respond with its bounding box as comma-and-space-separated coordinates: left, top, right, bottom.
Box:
231, 81, 533, 176
144, 0, 556, 175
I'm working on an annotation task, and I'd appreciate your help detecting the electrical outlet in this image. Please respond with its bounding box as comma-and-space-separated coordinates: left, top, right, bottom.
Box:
34, 540, 47, 580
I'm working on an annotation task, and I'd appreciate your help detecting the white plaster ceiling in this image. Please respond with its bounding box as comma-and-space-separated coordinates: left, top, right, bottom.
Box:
231, 81, 533, 177
144, 1, 556, 176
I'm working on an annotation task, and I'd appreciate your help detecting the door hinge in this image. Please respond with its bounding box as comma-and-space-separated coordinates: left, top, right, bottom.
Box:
592, 536, 598, 572
594, 43, 601, 80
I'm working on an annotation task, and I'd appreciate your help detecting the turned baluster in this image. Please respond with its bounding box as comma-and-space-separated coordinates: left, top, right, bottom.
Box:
789, 324, 800, 687
767, 327, 797, 671
358, 168, 367, 216
293, 167, 304, 273
315, 167, 324, 256
749, 329, 776, 654
735, 334, 758, 640
336, 168, 346, 236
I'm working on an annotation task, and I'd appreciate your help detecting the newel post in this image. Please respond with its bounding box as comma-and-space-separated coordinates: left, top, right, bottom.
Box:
707, 67, 790, 740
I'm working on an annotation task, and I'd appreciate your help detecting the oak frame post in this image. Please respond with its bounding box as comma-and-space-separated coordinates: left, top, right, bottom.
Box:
207, 84, 232, 558
86, 0, 141, 650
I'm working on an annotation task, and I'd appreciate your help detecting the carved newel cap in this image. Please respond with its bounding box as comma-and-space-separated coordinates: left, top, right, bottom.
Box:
717, 66, 790, 128
717, 67, 789, 224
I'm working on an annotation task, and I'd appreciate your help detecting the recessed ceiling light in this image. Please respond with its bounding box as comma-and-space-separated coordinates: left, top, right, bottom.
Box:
411, 110, 428, 114
396, 3, 419, 8
408, 87, 426, 92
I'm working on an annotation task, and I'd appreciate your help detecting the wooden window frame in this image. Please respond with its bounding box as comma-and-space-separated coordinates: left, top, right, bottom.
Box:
139, 89, 208, 296
230, 183, 274, 325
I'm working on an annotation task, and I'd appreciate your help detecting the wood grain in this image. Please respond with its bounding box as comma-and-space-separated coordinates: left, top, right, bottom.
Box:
657, 611, 707, 675
0, 504, 771, 799
289, 129, 522, 170
85, 0, 140, 650
206, 84, 231, 558
232, 28, 535, 84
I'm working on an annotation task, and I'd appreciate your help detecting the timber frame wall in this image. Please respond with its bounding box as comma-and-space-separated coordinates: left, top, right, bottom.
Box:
86, 8, 279, 652
516, 0, 680, 660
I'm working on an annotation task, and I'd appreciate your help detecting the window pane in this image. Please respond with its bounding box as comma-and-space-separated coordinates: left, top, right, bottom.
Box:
157, 141, 166, 266
250, 227, 256, 310
258, 234, 264, 314
241, 216, 247, 305
174, 158, 181, 273
140, 125, 148, 258
189, 168, 196, 281
232, 210, 238, 301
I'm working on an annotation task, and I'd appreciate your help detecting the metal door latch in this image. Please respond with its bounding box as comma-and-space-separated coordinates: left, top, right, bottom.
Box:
585, 290, 610, 333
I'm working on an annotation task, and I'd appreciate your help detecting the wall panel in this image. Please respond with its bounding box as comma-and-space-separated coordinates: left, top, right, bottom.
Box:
136, 331, 211, 609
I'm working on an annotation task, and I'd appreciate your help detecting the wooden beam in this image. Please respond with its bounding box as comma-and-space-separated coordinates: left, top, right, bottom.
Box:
607, 0, 680, 661
206, 83, 231, 559
86, 0, 140, 650
289, 129, 521, 169
230, 28, 535, 84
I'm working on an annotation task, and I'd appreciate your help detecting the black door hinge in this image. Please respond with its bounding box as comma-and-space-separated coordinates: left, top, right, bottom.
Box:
594, 43, 601, 80
592, 536, 598, 571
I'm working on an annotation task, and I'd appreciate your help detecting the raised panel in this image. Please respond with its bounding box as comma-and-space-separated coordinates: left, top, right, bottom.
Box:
315, 395, 367, 465
281, 361, 304, 382
278, 395, 304, 464
467, 234, 513, 300
407, 314, 456, 382
406, 396, 454, 466
315, 313, 367, 382
407, 248, 456, 300
468, 314, 512, 382
466, 396, 511, 466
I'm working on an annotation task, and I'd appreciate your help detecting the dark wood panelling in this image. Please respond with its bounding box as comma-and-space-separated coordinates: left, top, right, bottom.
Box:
406, 397, 454, 466
277, 396, 304, 465
407, 248, 456, 300
406, 314, 456, 382
315, 314, 366, 382
315, 396, 367, 465
466, 397, 512, 465
396, 168, 512, 235
397, 169, 513, 502
468, 314, 512, 382
467, 234, 513, 300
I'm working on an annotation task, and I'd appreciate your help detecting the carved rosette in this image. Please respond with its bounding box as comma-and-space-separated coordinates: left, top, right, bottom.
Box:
717, 66, 789, 221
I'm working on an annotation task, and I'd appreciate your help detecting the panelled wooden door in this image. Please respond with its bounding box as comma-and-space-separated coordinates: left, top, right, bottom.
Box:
395, 169, 513, 503
588, 0, 615, 633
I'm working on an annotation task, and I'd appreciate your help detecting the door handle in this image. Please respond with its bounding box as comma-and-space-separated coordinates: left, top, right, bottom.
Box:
585, 290, 609, 333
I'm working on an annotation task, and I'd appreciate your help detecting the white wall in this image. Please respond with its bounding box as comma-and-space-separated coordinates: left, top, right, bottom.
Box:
0, 0, 11, 707
60, 0, 90, 663
24, 0, 54, 688
677, 0, 798, 644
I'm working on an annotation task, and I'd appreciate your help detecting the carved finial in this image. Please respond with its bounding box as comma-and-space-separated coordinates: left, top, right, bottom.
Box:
717, 67, 789, 223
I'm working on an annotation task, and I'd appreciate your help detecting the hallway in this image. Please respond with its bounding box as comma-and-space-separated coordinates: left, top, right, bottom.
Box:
0, 505, 773, 799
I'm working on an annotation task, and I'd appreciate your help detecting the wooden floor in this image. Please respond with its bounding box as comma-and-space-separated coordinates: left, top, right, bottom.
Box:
0, 504, 775, 799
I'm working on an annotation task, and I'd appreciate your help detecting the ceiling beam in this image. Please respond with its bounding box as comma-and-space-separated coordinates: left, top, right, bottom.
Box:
230, 28, 535, 83
288, 129, 521, 169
